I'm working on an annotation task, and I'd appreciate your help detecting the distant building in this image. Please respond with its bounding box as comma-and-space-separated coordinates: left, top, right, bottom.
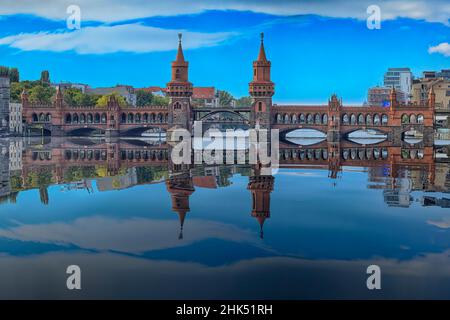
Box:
9, 102, 22, 134
138, 86, 167, 97
422, 196, 450, 208
383, 178, 413, 208
86, 85, 137, 106
383, 68, 413, 100
411, 78, 450, 111
368, 86, 407, 106
192, 87, 219, 108
0, 77, 10, 133
422, 69, 450, 80
52, 82, 89, 93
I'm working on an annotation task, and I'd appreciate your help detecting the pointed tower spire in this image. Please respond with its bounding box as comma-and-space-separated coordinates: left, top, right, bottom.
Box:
169, 33, 190, 83
178, 211, 186, 240
54, 86, 63, 108
257, 32, 267, 62
256, 216, 266, 239
428, 85, 435, 108
389, 85, 397, 110
166, 174, 195, 240
21, 89, 28, 101
176, 33, 185, 62
247, 173, 274, 240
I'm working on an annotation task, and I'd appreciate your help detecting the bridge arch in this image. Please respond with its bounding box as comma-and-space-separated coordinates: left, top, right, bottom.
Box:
373, 114, 380, 125
342, 147, 388, 161
299, 113, 305, 124
358, 113, 364, 125
342, 113, 349, 125
199, 109, 249, 123
67, 127, 106, 136
120, 126, 166, 137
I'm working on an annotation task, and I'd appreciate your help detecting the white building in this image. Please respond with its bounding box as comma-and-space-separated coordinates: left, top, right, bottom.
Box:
9, 102, 22, 134
9, 140, 23, 171
383, 68, 413, 101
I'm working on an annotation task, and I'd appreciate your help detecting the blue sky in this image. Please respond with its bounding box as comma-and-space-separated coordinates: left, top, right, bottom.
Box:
0, 0, 448, 103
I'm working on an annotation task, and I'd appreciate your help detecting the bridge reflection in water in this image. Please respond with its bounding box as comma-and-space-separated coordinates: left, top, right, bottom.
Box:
2, 133, 450, 239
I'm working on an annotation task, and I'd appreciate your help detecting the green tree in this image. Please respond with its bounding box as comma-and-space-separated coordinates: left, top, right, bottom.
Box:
9, 68, 19, 82
96, 92, 127, 107
63, 87, 83, 106
29, 85, 56, 104
151, 95, 170, 106
10, 80, 40, 102
40, 70, 50, 84
218, 90, 234, 107
80, 93, 101, 106
10, 82, 24, 102
136, 90, 154, 106
235, 96, 252, 107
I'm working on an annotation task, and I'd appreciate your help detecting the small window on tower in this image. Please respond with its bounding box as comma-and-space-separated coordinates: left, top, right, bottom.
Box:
254, 69, 256, 76
176, 69, 180, 79
258, 102, 262, 111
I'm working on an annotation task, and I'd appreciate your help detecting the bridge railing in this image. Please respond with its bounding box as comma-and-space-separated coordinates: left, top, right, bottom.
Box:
27, 103, 54, 108
64, 105, 98, 110
121, 105, 169, 110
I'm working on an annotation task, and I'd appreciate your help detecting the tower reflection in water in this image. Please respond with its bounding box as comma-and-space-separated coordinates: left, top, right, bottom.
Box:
1, 135, 450, 239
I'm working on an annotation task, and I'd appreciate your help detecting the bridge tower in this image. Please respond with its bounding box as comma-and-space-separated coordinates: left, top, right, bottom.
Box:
106, 94, 120, 138
249, 33, 274, 130
327, 94, 342, 179
167, 33, 193, 136
166, 170, 195, 240
327, 94, 342, 142
248, 165, 274, 239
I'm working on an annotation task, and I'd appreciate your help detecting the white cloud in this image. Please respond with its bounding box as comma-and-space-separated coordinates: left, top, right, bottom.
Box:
428, 42, 450, 57
427, 217, 450, 228
0, 23, 234, 54
0, 216, 263, 254
0, 0, 449, 24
